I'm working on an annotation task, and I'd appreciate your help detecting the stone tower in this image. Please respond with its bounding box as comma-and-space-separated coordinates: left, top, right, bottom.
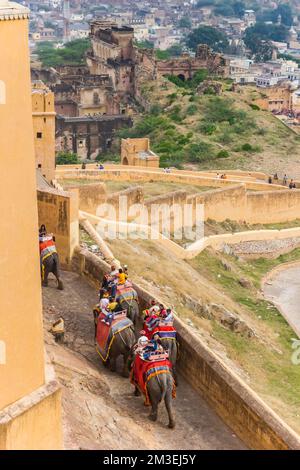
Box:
0, 1, 62, 449
32, 81, 56, 182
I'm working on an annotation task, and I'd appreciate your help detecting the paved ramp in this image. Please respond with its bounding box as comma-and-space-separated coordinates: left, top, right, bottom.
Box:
43, 271, 245, 450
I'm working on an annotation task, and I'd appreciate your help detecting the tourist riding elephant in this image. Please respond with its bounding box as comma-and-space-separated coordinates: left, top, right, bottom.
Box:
134, 371, 176, 429
39, 234, 64, 290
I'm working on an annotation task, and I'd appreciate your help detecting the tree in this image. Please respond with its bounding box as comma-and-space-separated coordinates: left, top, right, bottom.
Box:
56, 152, 79, 165
244, 22, 289, 58
233, 1, 246, 18
167, 44, 183, 57
36, 38, 91, 67
214, 4, 234, 17
186, 25, 229, 53
273, 4, 293, 27
135, 40, 154, 49
178, 16, 192, 29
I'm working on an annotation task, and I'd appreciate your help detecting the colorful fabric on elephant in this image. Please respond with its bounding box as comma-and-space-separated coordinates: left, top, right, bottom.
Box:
155, 325, 177, 341
116, 285, 138, 303
40, 238, 57, 265
130, 354, 175, 405
96, 310, 132, 363
143, 315, 160, 338
146, 324, 177, 341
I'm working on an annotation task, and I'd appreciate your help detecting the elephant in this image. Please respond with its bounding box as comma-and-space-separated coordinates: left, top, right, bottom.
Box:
41, 252, 64, 290
134, 371, 176, 429
159, 338, 178, 386
103, 324, 136, 377
118, 298, 140, 329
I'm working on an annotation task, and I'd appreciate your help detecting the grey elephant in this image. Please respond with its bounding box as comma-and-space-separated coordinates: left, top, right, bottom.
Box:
158, 337, 178, 385
95, 313, 136, 377
117, 294, 140, 328
133, 367, 176, 429
41, 253, 64, 290
39, 232, 64, 290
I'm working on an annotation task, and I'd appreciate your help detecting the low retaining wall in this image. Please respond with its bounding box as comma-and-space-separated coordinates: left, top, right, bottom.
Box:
72, 247, 300, 450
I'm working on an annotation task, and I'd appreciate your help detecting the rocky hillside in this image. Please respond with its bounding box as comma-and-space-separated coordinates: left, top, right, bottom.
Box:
119, 75, 300, 178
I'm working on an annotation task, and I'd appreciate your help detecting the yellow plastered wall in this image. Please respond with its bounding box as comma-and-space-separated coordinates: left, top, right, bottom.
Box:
32, 86, 56, 182
0, 16, 45, 410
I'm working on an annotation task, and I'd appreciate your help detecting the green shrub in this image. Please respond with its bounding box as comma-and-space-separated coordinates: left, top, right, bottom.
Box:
217, 150, 230, 159
199, 122, 217, 135
149, 104, 163, 115
186, 141, 215, 163
56, 152, 79, 165
249, 103, 260, 111
203, 86, 217, 95
204, 97, 250, 126
242, 143, 253, 152
186, 104, 198, 116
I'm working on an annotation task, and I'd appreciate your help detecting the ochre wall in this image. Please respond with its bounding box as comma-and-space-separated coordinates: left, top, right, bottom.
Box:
68, 183, 107, 214
246, 190, 300, 223
0, 373, 62, 450
37, 189, 79, 267
189, 185, 247, 222
32, 86, 56, 182
0, 16, 45, 410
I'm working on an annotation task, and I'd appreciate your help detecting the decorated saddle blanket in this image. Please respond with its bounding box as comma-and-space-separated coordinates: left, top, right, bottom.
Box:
96, 310, 132, 362
130, 354, 176, 405
39, 237, 57, 261
116, 285, 138, 303
145, 323, 177, 341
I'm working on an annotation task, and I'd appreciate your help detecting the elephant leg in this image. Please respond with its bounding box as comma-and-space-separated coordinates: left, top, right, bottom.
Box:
165, 393, 175, 429
104, 358, 110, 369
149, 401, 158, 422
122, 353, 130, 378
42, 262, 50, 287
172, 367, 178, 387
134, 386, 141, 397
53, 254, 64, 290
109, 356, 117, 372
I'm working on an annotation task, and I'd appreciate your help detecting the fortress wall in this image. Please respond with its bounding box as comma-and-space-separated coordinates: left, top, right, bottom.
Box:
188, 185, 247, 222
246, 190, 300, 223
72, 248, 300, 450
106, 186, 144, 215
37, 189, 79, 267
67, 183, 107, 214
56, 168, 283, 192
